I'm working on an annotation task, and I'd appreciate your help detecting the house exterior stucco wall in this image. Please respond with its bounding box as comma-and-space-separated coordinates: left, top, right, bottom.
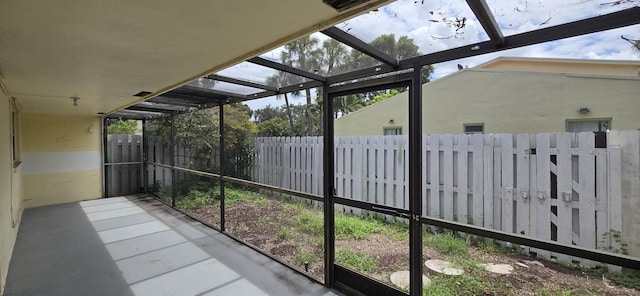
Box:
0, 90, 22, 294
335, 70, 640, 136
21, 114, 102, 208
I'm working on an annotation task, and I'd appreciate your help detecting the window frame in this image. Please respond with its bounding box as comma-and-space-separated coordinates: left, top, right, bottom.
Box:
463, 123, 484, 135
565, 118, 612, 133
383, 126, 402, 136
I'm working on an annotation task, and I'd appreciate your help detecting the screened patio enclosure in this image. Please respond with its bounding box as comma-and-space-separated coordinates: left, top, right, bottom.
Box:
105, 2, 640, 295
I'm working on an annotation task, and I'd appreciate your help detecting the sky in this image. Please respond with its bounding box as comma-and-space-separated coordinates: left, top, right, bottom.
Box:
214, 0, 639, 111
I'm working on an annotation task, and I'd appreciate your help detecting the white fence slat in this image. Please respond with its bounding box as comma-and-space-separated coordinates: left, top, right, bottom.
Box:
515, 134, 530, 241
376, 136, 385, 207
384, 136, 394, 210
607, 146, 623, 254
403, 136, 409, 212
483, 140, 494, 228
595, 146, 608, 252
501, 134, 514, 234
352, 137, 364, 215
535, 133, 551, 259
457, 134, 469, 223
443, 135, 454, 221
422, 135, 429, 217
578, 133, 597, 265
471, 134, 484, 226
430, 135, 441, 218
493, 145, 501, 230
556, 133, 573, 264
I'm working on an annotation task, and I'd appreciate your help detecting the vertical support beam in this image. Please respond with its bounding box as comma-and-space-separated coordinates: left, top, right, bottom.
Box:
323, 83, 335, 287
102, 117, 108, 198
409, 65, 423, 296
219, 104, 226, 232
170, 113, 176, 207
142, 119, 148, 194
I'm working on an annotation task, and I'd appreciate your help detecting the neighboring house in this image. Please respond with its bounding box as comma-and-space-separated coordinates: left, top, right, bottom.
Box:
335, 57, 640, 136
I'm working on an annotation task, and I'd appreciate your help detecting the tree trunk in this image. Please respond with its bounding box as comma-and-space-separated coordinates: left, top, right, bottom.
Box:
305, 88, 313, 136
284, 93, 295, 136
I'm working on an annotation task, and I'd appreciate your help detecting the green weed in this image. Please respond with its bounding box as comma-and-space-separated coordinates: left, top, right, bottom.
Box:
335, 212, 384, 240
424, 231, 469, 256
277, 227, 293, 240
176, 189, 216, 209
423, 273, 496, 296
296, 210, 324, 236
335, 249, 376, 273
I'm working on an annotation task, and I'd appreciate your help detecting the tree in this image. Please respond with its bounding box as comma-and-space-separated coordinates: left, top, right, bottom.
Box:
265, 72, 296, 136
146, 104, 257, 179
280, 36, 323, 136
321, 39, 349, 76
257, 117, 290, 137
107, 119, 140, 134
346, 34, 434, 84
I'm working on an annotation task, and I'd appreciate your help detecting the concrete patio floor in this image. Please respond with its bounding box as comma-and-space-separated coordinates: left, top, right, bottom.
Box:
3, 195, 341, 296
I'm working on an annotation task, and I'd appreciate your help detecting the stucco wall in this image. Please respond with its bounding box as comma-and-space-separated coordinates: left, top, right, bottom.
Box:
335, 70, 640, 136
0, 91, 22, 294
21, 114, 102, 208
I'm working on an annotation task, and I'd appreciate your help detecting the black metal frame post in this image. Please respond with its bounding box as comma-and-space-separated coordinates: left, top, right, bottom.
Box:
219, 104, 226, 232
322, 83, 335, 288
102, 117, 109, 198
409, 65, 423, 296
142, 118, 148, 194
170, 113, 176, 207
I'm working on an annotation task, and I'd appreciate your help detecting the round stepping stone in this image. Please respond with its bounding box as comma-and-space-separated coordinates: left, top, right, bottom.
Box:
389, 271, 431, 289
481, 263, 514, 275
424, 259, 464, 276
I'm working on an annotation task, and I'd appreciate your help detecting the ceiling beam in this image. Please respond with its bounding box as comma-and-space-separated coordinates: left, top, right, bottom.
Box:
466, 0, 504, 47
399, 7, 640, 68
172, 85, 248, 100
150, 97, 203, 108
248, 57, 327, 82
126, 105, 184, 113
206, 74, 278, 92
321, 26, 399, 67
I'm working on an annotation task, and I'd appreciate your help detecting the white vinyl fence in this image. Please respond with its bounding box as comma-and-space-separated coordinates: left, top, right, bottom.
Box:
253, 131, 640, 265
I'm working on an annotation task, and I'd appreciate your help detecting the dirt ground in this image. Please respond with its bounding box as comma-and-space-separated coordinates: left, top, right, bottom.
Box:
184, 199, 640, 296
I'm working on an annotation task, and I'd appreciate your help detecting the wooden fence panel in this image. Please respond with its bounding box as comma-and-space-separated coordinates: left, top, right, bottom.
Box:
106, 135, 143, 197
248, 132, 634, 263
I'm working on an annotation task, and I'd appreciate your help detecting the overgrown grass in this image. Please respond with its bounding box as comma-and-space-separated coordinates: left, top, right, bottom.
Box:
423, 231, 469, 256
335, 213, 384, 239
295, 209, 388, 240
176, 188, 217, 209
423, 273, 497, 296
277, 227, 293, 240
175, 186, 267, 209
335, 249, 377, 273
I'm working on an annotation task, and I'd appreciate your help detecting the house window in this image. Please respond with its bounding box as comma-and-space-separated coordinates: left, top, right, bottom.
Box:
11, 99, 21, 168
566, 119, 610, 133
464, 123, 484, 134
384, 127, 402, 135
